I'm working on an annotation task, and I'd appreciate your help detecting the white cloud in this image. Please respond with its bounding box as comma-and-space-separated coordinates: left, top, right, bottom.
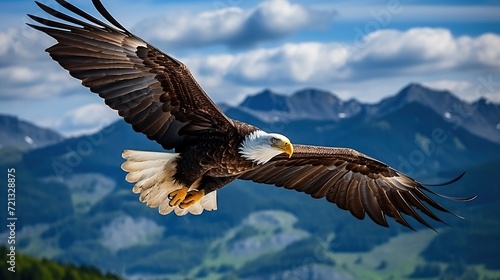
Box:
0, 64, 79, 100
250, 0, 312, 33
197, 42, 349, 85
0, 26, 52, 63
312, 4, 500, 22
3, 20, 499, 107
65, 103, 119, 128
0, 26, 81, 101
185, 28, 500, 87
38, 103, 120, 137
133, 0, 333, 49
60, 103, 119, 136
350, 28, 500, 75
463, 33, 500, 68
176, 27, 500, 106
392, 5, 500, 22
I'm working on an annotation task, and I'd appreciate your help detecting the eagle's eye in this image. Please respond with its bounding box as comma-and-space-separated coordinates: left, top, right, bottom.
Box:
270, 137, 278, 144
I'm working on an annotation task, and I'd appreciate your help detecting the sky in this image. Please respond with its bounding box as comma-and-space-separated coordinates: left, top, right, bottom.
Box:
0, 0, 499, 136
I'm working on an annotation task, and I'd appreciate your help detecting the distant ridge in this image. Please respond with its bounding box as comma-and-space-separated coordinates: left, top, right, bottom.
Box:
0, 114, 63, 150
230, 83, 500, 143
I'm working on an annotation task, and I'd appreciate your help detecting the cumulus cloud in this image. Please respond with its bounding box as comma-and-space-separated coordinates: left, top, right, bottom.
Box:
133, 0, 333, 49
350, 28, 500, 76
0, 26, 80, 100
3, 21, 499, 106
39, 103, 120, 137
62, 103, 120, 136
0, 63, 79, 100
184, 28, 500, 88
0, 26, 51, 63
66, 103, 118, 126
174, 27, 500, 105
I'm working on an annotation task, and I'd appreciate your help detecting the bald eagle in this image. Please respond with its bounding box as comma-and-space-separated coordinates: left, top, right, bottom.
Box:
28, 0, 475, 230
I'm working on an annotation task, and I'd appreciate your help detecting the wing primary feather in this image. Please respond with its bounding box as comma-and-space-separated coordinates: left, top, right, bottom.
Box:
136, 107, 168, 133
325, 169, 350, 204
306, 170, 340, 198
144, 113, 170, 135
54, 0, 122, 32
422, 172, 466, 186
333, 172, 353, 210
365, 179, 390, 227
401, 191, 443, 223
374, 180, 414, 230
395, 190, 435, 230
386, 182, 434, 229
294, 169, 325, 192
413, 188, 454, 213
27, 14, 79, 31
359, 179, 387, 227
387, 188, 412, 216
346, 176, 365, 220
34, 1, 100, 30
91, 0, 129, 32
155, 119, 186, 149
419, 185, 477, 202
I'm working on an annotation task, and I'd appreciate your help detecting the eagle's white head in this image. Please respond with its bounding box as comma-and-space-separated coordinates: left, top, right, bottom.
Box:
239, 130, 294, 165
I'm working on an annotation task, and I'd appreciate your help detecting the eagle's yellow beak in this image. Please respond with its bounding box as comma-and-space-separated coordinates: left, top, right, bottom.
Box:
277, 140, 293, 158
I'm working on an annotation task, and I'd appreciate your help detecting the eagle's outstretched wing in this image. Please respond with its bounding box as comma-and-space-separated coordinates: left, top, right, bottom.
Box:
27, 0, 234, 151
240, 144, 475, 230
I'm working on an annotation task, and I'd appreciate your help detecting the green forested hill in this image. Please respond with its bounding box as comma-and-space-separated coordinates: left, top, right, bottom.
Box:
0, 246, 121, 280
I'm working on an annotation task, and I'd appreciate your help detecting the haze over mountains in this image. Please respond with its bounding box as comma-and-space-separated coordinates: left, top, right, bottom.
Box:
1, 83, 499, 279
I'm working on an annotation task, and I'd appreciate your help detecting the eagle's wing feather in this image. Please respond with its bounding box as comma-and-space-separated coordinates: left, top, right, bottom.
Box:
239, 144, 475, 230
28, 0, 234, 151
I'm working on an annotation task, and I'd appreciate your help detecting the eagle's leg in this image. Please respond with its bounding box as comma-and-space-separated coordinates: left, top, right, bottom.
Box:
168, 187, 189, 207
168, 174, 204, 207
180, 189, 206, 208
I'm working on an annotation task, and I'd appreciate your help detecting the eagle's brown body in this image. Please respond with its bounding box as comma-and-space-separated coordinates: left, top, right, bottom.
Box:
28, 0, 475, 229
173, 120, 259, 192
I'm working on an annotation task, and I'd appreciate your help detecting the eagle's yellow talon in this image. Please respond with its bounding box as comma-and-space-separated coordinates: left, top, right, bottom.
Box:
168, 187, 189, 207
180, 189, 205, 208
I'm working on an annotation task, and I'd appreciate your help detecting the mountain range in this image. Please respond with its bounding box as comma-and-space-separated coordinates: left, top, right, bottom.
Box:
1, 83, 500, 280
0, 114, 63, 150
232, 83, 500, 144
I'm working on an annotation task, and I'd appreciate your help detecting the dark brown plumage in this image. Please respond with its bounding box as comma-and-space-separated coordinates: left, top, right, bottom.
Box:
28, 0, 475, 228
240, 145, 471, 229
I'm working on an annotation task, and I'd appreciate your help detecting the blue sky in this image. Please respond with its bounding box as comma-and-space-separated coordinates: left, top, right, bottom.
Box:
0, 0, 499, 136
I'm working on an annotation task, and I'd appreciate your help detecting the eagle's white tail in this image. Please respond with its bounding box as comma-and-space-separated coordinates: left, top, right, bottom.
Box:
121, 149, 217, 216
